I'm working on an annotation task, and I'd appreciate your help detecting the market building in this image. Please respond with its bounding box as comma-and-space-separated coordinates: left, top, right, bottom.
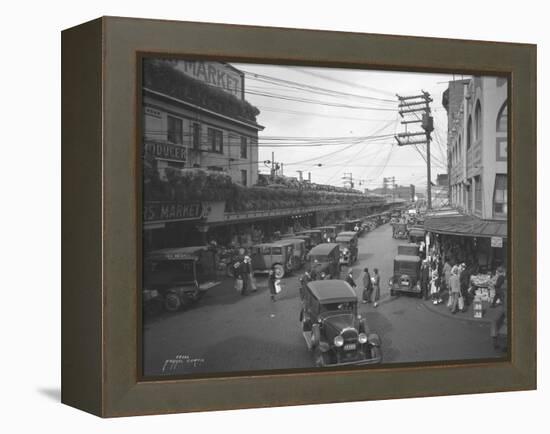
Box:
425, 77, 508, 271
141, 59, 391, 251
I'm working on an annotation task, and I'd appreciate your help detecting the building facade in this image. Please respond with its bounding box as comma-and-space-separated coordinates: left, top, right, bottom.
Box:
142, 59, 263, 187
424, 77, 508, 271
444, 77, 508, 220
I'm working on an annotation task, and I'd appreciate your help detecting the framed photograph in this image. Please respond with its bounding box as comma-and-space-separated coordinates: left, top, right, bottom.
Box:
61, 16, 536, 417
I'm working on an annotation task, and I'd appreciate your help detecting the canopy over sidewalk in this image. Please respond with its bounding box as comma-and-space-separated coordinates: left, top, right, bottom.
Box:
424, 209, 507, 239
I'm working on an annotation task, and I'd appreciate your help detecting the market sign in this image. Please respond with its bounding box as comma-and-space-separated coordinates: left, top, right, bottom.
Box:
143, 141, 187, 162
144, 202, 203, 222
491, 236, 503, 248
174, 61, 244, 100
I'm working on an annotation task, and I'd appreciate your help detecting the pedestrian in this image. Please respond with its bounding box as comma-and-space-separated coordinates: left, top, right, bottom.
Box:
372, 268, 381, 307
420, 260, 430, 300
442, 257, 452, 306
299, 270, 312, 300
362, 267, 372, 303
430, 265, 442, 304
345, 268, 357, 289
449, 266, 461, 313
267, 266, 277, 302
491, 266, 506, 308
238, 259, 249, 296
243, 256, 256, 292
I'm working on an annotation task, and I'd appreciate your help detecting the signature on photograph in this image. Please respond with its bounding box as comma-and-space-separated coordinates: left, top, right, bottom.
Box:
162, 354, 205, 373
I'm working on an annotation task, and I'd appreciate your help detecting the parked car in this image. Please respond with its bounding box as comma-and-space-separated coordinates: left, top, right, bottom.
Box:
305, 243, 341, 280
296, 229, 324, 247
299, 279, 382, 367
280, 233, 313, 252
335, 231, 359, 266
314, 225, 339, 243
408, 226, 426, 244
392, 222, 408, 239
279, 238, 307, 269
397, 243, 420, 257
250, 240, 297, 279
389, 254, 422, 297
343, 219, 363, 235
143, 246, 219, 313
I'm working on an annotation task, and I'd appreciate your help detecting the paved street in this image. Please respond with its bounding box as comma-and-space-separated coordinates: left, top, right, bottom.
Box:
143, 223, 505, 377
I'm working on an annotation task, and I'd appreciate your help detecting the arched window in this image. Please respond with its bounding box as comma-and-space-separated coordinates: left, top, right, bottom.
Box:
467, 115, 473, 149
474, 100, 482, 141
497, 101, 508, 132
458, 135, 462, 160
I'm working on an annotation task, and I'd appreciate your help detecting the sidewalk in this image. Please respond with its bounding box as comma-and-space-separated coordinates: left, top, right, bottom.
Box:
421, 294, 506, 325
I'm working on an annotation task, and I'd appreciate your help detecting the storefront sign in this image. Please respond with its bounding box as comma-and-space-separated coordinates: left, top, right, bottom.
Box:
143, 141, 187, 162
174, 61, 244, 100
144, 202, 203, 222
491, 236, 503, 248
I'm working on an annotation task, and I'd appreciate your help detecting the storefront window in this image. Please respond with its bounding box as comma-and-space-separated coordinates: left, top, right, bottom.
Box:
474, 101, 482, 142
474, 176, 482, 213
493, 174, 507, 217
208, 128, 223, 153
192, 123, 201, 150
167, 115, 183, 144
467, 115, 472, 149
240, 136, 248, 158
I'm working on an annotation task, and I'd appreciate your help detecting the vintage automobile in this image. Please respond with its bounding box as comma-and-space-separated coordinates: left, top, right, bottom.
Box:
397, 243, 420, 257
250, 240, 297, 279
278, 238, 307, 269
314, 225, 339, 243
389, 254, 422, 297
299, 280, 382, 367
335, 231, 359, 266
408, 226, 426, 244
143, 246, 219, 313
392, 222, 409, 239
280, 233, 313, 252
296, 229, 324, 247
305, 243, 341, 280
343, 219, 363, 235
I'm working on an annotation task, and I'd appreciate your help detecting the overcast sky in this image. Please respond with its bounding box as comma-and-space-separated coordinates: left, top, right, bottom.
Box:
233, 63, 467, 193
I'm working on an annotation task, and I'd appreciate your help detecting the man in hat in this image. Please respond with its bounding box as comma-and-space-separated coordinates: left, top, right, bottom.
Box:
362, 267, 373, 303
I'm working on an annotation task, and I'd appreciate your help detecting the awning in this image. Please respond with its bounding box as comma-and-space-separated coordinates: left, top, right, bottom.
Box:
424, 210, 507, 239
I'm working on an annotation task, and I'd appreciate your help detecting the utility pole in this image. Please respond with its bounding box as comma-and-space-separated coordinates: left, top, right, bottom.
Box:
395, 91, 434, 209
342, 172, 354, 189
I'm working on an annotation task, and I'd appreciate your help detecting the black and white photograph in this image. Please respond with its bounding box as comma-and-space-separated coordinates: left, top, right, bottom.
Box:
141, 58, 509, 377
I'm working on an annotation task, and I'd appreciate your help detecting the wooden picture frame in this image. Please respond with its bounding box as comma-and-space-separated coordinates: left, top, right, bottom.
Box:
61, 16, 536, 417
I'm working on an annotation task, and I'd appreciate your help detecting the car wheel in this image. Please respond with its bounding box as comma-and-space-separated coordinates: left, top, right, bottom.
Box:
273, 264, 285, 279
164, 293, 181, 312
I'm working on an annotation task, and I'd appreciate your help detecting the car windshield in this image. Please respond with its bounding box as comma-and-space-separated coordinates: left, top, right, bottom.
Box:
321, 302, 355, 312
338, 242, 349, 249
271, 246, 283, 255
395, 261, 418, 275
309, 254, 328, 262
145, 259, 196, 283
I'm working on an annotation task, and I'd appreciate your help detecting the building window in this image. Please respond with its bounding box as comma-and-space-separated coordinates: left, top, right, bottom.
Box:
240, 136, 248, 159
467, 182, 472, 212
241, 169, 248, 186
496, 101, 507, 132
192, 123, 201, 150
167, 115, 183, 144
467, 115, 473, 149
493, 174, 507, 217
474, 175, 482, 213
208, 128, 223, 153
474, 101, 482, 142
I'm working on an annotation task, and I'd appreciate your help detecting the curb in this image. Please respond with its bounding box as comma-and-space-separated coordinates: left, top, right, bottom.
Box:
420, 297, 502, 325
